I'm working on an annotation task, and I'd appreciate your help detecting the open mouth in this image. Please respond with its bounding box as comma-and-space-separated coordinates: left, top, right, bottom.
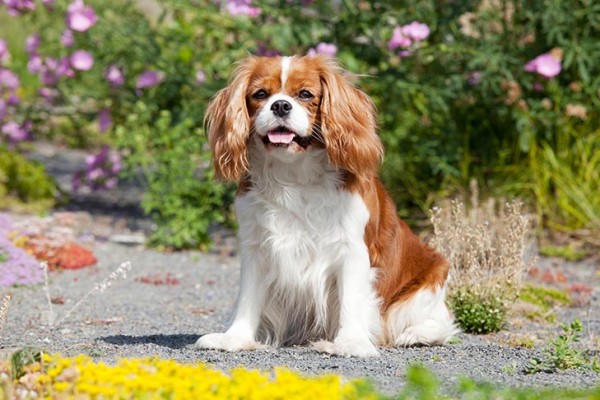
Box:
262, 126, 314, 148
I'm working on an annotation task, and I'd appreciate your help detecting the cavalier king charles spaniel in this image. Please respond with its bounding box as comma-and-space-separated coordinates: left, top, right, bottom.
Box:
194, 55, 458, 357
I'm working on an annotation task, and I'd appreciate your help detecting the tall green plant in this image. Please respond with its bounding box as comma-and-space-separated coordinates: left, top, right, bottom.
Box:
115, 105, 234, 249
530, 129, 600, 237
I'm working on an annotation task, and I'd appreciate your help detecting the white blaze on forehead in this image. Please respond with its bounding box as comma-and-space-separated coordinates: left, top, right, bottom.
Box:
280, 57, 292, 89
254, 57, 310, 138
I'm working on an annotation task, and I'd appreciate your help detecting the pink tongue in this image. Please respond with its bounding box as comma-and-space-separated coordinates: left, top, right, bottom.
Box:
268, 132, 295, 144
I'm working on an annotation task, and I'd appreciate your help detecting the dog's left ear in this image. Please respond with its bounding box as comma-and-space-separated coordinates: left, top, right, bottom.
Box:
204, 59, 254, 181
318, 58, 383, 178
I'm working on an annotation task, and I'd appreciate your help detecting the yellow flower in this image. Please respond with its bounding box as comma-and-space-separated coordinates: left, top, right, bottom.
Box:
53, 381, 70, 392
29, 355, 374, 399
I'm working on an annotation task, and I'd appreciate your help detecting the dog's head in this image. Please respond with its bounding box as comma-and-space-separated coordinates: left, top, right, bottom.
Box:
205, 55, 383, 180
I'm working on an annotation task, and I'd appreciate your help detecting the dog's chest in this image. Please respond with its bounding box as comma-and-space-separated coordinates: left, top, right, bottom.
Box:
236, 176, 370, 271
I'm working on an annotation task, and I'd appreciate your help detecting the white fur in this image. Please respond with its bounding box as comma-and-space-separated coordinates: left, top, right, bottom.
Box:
254, 57, 310, 140
280, 56, 291, 87
254, 93, 310, 139
195, 141, 381, 357
383, 286, 459, 346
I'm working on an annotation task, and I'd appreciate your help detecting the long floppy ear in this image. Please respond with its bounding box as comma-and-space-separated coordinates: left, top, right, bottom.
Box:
204, 60, 254, 181
318, 58, 383, 178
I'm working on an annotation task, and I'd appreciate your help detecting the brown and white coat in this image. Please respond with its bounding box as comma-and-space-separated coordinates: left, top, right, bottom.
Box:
195, 55, 458, 357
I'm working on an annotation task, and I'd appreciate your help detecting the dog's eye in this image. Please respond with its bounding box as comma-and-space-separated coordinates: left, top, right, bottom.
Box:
252, 89, 269, 100
298, 90, 314, 100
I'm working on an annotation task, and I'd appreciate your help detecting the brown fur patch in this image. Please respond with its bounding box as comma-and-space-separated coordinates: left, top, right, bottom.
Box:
345, 175, 449, 312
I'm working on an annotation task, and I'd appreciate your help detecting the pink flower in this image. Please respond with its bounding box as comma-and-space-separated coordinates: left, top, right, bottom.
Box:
38, 87, 59, 104
0, 68, 19, 91
389, 21, 430, 52
45, 58, 58, 70
70, 50, 94, 71
136, 70, 163, 89
104, 65, 124, 87
307, 42, 338, 57
98, 108, 111, 133
399, 50, 412, 58
40, 58, 61, 85
316, 42, 337, 57
226, 0, 260, 17
0, 214, 43, 287
27, 54, 42, 73
0, 99, 6, 120
532, 82, 545, 92
1, 120, 31, 142
25, 34, 40, 54
66, 0, 98, 32
40, 69, 58, 86
468, 71, 482, 86
79, 146, 121, 190
401, 21, 430, 41
104, 177, 118, 189
388, 27, 412, 50
0, 39, 9, 64
87, 167, 104, 181
109, 153, 122, 174
524, 53, 561, 78
61, 29, 75, 47
57, 56, 74, 77
255, 43, 282, 57
3, 0, 36, 16
6, 93, 19, 106
195, 69, 206, 85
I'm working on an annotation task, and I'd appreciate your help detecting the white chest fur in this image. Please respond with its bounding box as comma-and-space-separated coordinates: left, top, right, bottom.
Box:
234, 149, 373, 345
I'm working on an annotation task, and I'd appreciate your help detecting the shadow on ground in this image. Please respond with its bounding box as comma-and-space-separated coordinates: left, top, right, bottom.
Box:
101, 334, 199, 349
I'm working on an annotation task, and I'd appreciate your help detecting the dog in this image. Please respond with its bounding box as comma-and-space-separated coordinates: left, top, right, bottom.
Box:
194, 55, 458, 357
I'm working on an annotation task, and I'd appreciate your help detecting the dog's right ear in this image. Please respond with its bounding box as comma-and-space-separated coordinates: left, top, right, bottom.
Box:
204, 60, 254, 181
316, 56, 383, 178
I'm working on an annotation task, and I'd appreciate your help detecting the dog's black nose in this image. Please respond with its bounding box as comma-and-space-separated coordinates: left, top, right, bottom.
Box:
271, 100, 292, 117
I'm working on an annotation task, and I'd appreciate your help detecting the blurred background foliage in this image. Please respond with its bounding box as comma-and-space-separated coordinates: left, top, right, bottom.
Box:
0, 0, 598, 249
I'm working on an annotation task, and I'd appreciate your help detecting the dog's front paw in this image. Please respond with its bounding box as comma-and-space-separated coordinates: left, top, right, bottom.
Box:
313, 337, 379, 357
194, 333, 265, 352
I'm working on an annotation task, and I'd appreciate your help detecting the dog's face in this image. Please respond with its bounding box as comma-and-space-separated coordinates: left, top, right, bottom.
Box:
248, 57, 321, 157
205, 55, 383, 180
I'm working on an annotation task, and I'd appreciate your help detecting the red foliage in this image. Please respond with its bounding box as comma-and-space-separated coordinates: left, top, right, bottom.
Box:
528, 266, 540, 278
135, 273, 180, 286
568, 283, 594, 307
21, 235, 97, 271
541, 269, 569, 284
568, 283, 593, 294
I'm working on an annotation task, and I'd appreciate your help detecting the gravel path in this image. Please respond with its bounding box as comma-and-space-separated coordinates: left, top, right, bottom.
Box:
1, 143, 599, 395
1, 239, 599, 395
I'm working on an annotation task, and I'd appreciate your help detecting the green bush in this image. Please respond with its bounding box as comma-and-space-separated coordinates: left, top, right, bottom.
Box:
0, 147, 58, 212
526, 319, 600, 374
115, 106, 234, 249
449, 289, 508, 334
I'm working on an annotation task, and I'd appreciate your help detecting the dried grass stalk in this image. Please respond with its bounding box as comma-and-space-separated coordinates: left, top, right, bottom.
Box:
41, 261, 132, 328
0, 294, 11, 330
53, 261, 132, 327
430, 181, 535, 332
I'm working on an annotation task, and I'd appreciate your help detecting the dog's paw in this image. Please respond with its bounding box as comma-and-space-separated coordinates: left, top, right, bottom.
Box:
194, 333, 265, 352
312, 338, 379, 357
